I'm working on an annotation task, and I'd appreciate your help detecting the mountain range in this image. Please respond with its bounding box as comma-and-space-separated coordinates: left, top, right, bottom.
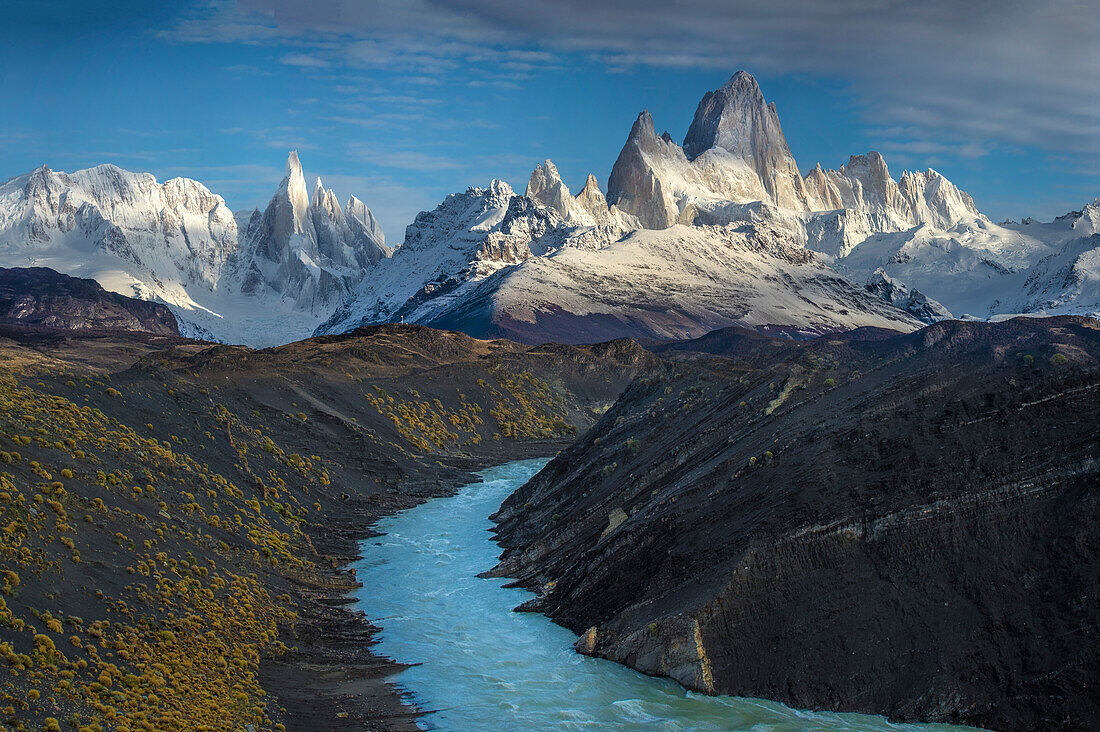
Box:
0, 70, 1097, 346
0, 151, 387, 345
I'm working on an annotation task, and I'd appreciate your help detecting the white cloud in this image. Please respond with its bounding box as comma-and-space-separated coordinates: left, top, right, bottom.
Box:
161, 0, 1100, 161
280, 52, 329, 68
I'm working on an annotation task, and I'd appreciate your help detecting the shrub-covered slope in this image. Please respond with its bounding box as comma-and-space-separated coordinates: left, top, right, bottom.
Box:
0, 323, 653, 732
491, 316, 1100, 731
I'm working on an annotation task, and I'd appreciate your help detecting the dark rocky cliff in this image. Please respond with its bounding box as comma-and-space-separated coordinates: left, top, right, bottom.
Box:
490, 316, 1100, 731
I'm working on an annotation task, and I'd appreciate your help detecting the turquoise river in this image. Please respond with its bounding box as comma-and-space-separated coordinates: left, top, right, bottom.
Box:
353, 458, 980, 732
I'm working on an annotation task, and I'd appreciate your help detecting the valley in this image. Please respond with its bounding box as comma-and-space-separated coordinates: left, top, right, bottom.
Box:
0, 319, 649, 731
0, 14, 1097, 729
0, 293, 1095, 730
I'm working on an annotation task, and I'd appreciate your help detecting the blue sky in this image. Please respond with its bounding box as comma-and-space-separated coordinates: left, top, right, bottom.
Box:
1, 1, 1097, 242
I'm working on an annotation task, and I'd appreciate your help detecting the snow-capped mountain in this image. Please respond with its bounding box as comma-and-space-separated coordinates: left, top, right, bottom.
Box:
318, 179, 619, 337
821, 198, 1100, 321
316, 168, 920, 343
987, 201, 1100, 318
0, 163, 238, 289
317, 69, 1098, 344
607, 72, 984, 238
0, 152, 388, 345
602, 70, 1100, 323
231, 151, 390, 314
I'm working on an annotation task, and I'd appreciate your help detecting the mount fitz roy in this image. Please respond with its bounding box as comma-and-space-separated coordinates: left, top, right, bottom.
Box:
0, 151, 388, 346
606, 71, 983, 233
318, 70, 1099, 343
1, 71, 1098, 346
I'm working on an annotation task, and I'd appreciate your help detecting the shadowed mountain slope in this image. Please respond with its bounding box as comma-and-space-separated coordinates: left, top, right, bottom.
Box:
0, 266, 179, 335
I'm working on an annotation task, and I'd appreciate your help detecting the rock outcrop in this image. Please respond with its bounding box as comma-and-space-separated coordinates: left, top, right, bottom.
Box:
525, 160, 598, 227
865, 268, 953, 323
0, 266, 179, 334
606, 110, 714, 229
682, 70, 816, 211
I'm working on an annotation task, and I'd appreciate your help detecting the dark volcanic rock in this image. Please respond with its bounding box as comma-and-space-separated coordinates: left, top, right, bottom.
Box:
0, 266, 179, 335
491, 316, 1100, 731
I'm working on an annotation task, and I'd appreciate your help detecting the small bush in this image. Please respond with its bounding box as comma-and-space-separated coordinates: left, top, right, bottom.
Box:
1051, 353, 1069, 366
60, 468, 73, 479
824, 378, 836, 388
104, 388, 122, 398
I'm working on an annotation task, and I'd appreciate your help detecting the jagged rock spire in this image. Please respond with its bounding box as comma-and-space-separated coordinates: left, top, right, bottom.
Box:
239, 151, 390, 308
526, 159, 598, 227
682, 70, 815, 210
606, 111, 685, 229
